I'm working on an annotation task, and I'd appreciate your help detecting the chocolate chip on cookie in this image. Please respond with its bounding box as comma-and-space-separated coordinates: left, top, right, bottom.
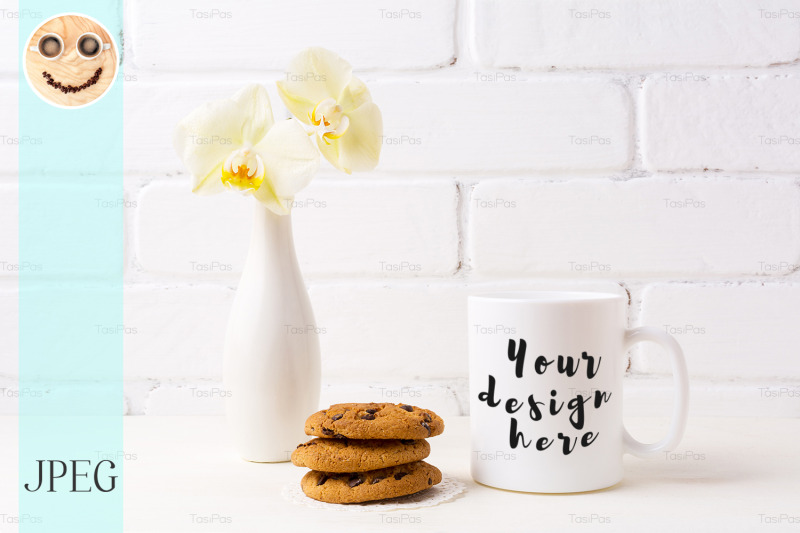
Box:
305, 403, 444, 440
292, 438, 431, 473
300, 461, 442, 504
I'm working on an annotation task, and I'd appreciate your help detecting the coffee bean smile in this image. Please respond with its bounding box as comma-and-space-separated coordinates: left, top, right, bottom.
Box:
42, 68, 102, 94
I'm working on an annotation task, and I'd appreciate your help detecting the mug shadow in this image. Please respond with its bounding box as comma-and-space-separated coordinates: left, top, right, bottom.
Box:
612, 453, 764, 492
473, 479, 624, 496
472, 453, 762, 495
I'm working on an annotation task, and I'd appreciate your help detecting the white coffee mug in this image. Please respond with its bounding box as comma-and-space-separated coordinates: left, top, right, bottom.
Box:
30, 33, 64, 61
469, 291, 689, 493
75, 32, 112, 60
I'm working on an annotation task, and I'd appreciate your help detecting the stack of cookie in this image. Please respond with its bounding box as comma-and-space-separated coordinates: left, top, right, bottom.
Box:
293, 402, 445, 504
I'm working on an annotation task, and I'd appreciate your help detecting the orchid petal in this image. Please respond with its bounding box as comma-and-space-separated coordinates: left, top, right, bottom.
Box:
232, 84, 276, 146
253, 119, 320, 215
276, 47, 352, 124
174, 84, 275, 194
318, 102, 382, 173
339, 75, 373, 113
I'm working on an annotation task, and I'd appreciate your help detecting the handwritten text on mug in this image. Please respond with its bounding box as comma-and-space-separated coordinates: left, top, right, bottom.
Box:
478, 339, 612, 455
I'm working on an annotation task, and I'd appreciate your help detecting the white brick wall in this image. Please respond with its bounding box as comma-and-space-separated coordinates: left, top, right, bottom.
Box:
372, 80, 633, 172
0, 6, 18, 74
471, 0, 800, 70
469, 177, 800, 276
638, 283, 800, 379
128, 0, 457, 71
0, 83, 19, 176
643, 76, 800, 172
1, 0, 799, 417
136, 178, 460, 278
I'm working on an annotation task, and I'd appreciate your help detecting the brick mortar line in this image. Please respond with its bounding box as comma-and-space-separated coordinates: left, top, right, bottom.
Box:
5, 66, 800, 84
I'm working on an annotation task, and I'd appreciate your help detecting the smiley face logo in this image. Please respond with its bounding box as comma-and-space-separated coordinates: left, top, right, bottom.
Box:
24, 13, 119, 108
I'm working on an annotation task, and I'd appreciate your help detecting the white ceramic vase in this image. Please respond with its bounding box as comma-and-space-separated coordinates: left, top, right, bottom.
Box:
223, 202, 321, 462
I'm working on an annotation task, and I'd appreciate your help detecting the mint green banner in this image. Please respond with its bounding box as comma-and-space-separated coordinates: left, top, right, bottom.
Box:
19, 2, 123, 531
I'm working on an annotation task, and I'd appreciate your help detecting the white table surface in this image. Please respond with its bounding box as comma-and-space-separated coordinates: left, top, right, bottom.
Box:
1, 415, 799, 532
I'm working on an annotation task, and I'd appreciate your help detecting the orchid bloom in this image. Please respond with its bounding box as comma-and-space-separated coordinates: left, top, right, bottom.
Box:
277, 47, 383, 174
173, 84, 320, 215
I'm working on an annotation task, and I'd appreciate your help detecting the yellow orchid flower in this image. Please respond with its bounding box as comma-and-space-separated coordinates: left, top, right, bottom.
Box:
173, 84, 320, 215
277, 47, 383, 174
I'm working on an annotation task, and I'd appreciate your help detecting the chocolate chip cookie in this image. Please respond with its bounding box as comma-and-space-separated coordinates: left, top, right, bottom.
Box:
305, 403, 444, 440
292, 438, 430, 472
301, 461, 442, 503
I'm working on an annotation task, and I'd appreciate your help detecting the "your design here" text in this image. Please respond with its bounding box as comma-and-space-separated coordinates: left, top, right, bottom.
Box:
477, 339, 612, 455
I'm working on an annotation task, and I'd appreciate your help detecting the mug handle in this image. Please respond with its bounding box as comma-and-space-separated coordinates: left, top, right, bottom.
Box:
622, 327, 689, 457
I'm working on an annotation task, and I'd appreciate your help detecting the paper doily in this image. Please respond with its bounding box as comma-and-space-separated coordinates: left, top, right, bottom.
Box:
281, 474, 466, 512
